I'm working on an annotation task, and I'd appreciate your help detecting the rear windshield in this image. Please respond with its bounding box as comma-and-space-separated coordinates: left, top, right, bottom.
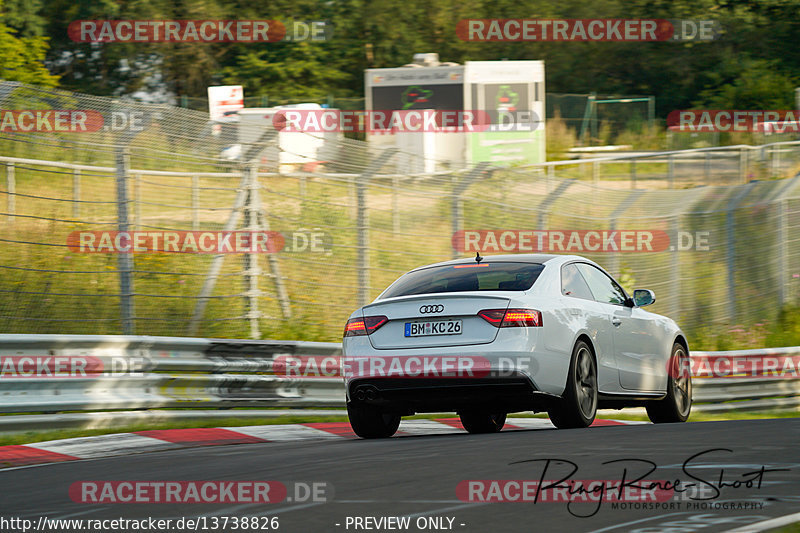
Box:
380, 262, 545, 298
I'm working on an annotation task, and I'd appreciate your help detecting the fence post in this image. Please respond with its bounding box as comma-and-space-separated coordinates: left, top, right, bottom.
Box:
188, 172, 249, 336
670, 215, 681, 320
739, 149, 748, 183
451, 176, 462, 261
392, 174, 400, 233
243, 163, 261, 339
357, 149, 396, 307
5, 163, 14, 225
349, 175, 357, 218
772, 175, 800, 307
189, 127, 279, 336
73, 168, 81, 218
606, 190, 644, 277
779, 197, 788, 306
772, 146, 780, 177
115, 147, 135, 334
667, 154, 674, 189
452, 163, 490, 260
134, 173, 141, 230
192, 175, 199, 230
725, 182, 758, 321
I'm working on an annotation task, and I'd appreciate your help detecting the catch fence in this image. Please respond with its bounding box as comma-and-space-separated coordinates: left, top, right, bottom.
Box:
2, 81, 800, 341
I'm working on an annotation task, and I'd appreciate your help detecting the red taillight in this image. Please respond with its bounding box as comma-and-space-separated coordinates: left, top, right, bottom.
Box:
502, 309, 543, 327
343, 315, 389, 337
478, 308, 542, 328
477, 309, 506, 326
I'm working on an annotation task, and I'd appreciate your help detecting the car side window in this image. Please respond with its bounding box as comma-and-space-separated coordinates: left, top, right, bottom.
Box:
561, 263, 594, 300
575, 263, 628, 305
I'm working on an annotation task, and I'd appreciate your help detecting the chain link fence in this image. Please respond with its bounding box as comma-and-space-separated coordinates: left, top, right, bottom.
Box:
2, 81, 800, 342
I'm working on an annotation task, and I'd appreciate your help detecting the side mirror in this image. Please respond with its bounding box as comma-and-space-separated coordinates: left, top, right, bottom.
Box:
633, 289, 656, 307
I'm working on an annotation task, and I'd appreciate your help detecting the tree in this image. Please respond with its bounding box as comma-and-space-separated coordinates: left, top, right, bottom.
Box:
0, 0, 58, 86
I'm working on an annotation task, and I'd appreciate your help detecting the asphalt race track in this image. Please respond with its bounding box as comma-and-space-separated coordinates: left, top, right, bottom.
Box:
3, 419, 799, 533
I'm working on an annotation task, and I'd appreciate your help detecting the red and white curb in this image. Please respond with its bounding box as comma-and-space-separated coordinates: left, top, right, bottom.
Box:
0, 418, 646, 469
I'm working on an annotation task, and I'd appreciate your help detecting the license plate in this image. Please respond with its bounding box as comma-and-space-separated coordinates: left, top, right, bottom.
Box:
404, 320, 462, 337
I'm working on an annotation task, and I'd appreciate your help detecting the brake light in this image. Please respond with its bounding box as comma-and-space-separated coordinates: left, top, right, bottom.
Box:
343, 315, 389, 337
478, 308, 542, 327
503, 309, 543, 327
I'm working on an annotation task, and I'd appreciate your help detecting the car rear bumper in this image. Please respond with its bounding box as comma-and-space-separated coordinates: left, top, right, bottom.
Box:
342, 336, 571, 398
347, 375, 558, 415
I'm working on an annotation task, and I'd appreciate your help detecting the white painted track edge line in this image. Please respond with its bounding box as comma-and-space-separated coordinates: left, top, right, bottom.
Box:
724, 511, 800, 532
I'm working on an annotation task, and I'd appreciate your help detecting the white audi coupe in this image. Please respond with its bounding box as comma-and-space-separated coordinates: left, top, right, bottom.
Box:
342, 254, 691, 438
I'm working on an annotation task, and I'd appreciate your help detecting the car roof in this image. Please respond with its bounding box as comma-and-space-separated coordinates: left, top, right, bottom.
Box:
410, 254, 590, 271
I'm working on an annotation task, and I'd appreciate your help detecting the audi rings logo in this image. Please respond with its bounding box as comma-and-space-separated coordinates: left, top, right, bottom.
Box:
419, 304, 445, 314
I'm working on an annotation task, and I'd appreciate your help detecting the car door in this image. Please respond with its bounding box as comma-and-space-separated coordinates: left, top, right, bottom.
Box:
611, 303, 669, 392
575, 263, 663, 392
559, 263, 621, 393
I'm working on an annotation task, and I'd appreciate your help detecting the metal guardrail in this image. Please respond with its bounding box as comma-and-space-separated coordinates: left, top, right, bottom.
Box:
0, 335, 797, 425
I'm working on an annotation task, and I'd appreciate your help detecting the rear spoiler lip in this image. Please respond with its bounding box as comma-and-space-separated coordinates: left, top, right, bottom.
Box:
364, 291, 516, 310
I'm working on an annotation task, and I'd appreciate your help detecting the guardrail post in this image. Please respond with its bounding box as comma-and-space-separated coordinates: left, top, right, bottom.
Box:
192, 175, 199, 230
5, 162, 14, 225
357, 149, 396, 306
73, 168, 81, 218
115, 147, 135, 335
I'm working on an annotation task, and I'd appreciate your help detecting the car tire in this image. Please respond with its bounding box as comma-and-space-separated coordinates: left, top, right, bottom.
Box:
459, 411, 507, 434
548, 340, 598, 429
347, 403, 401, 438
646, 342, 692, 423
